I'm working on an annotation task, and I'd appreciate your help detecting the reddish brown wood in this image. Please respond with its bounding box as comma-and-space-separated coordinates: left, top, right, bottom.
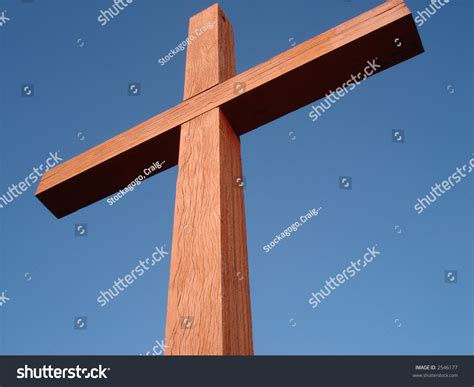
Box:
165, 4, 253, 355
35, 0, 423, 218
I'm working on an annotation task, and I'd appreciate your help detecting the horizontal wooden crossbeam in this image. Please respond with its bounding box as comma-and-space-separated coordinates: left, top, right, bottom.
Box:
36, 0, 423, 218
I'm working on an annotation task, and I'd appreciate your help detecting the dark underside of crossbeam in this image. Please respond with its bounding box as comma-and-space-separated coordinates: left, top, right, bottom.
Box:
36, 128, 180, 218
36, 10, 423, 219
223, 14, 423, 135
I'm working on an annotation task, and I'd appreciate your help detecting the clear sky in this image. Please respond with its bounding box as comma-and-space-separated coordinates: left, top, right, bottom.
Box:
0, 0, 472, 355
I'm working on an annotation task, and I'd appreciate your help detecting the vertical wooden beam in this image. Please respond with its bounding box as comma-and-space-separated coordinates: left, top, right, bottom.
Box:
165, 4, 253, 355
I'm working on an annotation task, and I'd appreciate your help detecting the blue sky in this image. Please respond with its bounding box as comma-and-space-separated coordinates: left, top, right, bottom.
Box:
0, 0, 472, 355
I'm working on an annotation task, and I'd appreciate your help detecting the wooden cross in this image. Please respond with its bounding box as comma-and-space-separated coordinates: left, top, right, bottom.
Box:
36, 0, 423, 355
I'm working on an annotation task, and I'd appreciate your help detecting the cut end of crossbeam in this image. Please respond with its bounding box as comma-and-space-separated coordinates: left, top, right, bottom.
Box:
35, 125, 181, 218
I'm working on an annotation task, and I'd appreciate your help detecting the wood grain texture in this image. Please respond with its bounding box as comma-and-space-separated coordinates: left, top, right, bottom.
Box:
218, 109, 253, 355
165, 109, 253, 355
183, 4, 236, 99
36, 0, 424, 218
165, 4, 253, 355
